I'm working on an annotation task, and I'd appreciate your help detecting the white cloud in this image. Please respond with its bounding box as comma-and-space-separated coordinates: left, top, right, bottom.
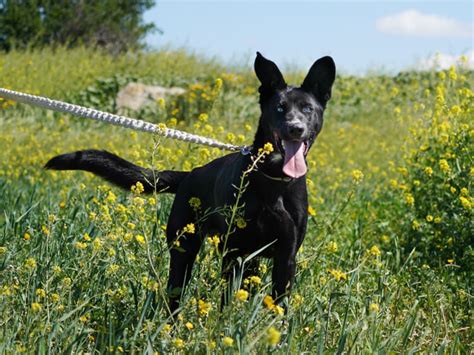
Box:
415, 50, 474, 71
376, 9, 473, 38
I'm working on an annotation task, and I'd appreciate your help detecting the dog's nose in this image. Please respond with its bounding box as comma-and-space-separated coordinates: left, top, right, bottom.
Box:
287, 122, 305, 139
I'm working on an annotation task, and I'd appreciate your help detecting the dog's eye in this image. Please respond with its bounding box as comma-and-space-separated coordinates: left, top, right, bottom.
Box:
302, 106, 313, 113
276, 105, 285, 113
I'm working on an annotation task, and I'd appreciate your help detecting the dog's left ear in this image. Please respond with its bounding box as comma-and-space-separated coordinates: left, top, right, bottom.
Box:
301, 56, 336, 106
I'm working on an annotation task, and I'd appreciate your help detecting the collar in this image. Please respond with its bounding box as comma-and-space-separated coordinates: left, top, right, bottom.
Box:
258, 170, 294, 183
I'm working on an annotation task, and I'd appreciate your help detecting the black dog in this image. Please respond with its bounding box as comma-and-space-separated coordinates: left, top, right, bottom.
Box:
45, 52, 335, 313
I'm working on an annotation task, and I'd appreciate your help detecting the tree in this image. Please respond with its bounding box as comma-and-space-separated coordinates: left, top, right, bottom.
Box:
0, 0, 157, 52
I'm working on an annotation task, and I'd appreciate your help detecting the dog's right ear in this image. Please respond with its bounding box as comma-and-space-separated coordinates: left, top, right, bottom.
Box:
254, 52, 286, 92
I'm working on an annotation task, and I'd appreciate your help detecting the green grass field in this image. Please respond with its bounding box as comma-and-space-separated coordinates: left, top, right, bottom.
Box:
0, 47, 472, 353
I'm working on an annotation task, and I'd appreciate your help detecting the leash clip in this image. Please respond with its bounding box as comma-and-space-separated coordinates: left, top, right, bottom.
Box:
240, 145, 252, 155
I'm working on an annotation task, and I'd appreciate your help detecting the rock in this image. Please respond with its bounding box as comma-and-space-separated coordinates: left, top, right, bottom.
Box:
116, 83, 185, 112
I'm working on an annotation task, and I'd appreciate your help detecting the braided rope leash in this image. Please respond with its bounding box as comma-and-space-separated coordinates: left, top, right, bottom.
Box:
0, 87, 250, 153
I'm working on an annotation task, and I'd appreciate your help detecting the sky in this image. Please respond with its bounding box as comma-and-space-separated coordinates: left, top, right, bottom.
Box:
144, 1, 473, 74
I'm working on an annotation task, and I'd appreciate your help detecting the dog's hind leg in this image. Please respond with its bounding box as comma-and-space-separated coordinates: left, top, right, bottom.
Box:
165, 195, 203, 315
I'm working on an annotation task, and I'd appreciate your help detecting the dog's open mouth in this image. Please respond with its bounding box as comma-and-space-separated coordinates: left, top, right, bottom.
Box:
274, 133, 309, 179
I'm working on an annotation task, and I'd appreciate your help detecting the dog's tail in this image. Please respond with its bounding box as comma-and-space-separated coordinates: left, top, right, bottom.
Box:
44, 149, 188, 194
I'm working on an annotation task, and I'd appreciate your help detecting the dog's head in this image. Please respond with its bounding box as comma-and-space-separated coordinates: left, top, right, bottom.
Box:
254, 52, 336, 179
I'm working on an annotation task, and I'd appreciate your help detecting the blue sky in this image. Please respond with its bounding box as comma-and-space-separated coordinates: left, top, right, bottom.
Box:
144, 1, 473, 74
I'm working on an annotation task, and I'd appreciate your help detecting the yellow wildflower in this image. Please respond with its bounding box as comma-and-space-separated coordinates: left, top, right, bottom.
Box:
106, 191, 117, 203
439, 159, 450, 173
308, 206, 316, 216
292, 294, 304, 308
183, 223, 196, 234
107, 264, 120, 275
326, 241, 338, 253
31, 302, 42, 312
236, 217, 247, 229
263, 295, 275, 309
450, 105, 461, 115
157, 97, 166, 109
389, 179, 398, 188
328, 269, 347, 281
207, 234, 220, 248
75, 241, 87, 250
459, 196, 471, 209
131, 181, 144, 194
35, 288, 46, 298
214, 78, 223, 91
369, 303, 380, 313
162, 324, 172, 333
448, 65, 457, 81
62, 277, 72, 287
273, 305, 284, 315
266, 327, 281, 346
405, 193, 415, 206
412, 220, 421, 231
351, 169, 364, 184
369, 245, 381, 256
222, 337, 234, 347
50, 293, 60, 303
426, 215, 434, 222
157, 123, 167, 133
189, 197, 201, 210
25, 257, 37, 270
185, 322, 194, 330
198, 113, 208, 122
135, 234, 146, 245
0, 246, 6, 254
235, 289, 249, 302
198, 299, 211, 316
92, 238, 103, 251
262, 142, 274, 154
250, 275, 262, 285
226, 132, 236, 143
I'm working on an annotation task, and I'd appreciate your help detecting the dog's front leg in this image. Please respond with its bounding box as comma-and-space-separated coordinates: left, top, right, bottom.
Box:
272, 235, 297, 302
266, 199, 299, 302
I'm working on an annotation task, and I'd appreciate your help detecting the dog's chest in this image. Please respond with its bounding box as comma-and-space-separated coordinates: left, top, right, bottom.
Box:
224, 194, 300, 256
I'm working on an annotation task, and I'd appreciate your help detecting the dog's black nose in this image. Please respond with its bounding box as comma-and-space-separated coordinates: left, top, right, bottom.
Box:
287, 122, 305, 139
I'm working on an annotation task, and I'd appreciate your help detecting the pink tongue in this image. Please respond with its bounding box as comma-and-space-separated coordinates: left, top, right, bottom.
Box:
282, 140, 307, 178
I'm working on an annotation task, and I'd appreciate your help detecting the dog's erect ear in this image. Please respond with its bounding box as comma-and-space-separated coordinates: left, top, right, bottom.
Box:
254, 52, 286, 92
301, 56, 336, 106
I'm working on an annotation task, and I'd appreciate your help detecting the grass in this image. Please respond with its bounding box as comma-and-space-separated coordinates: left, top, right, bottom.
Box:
0, 47, 472, 353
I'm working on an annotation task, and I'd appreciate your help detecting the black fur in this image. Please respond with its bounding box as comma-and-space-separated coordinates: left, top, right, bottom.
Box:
45, 150, 187, 193
45, 52, 336, 314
